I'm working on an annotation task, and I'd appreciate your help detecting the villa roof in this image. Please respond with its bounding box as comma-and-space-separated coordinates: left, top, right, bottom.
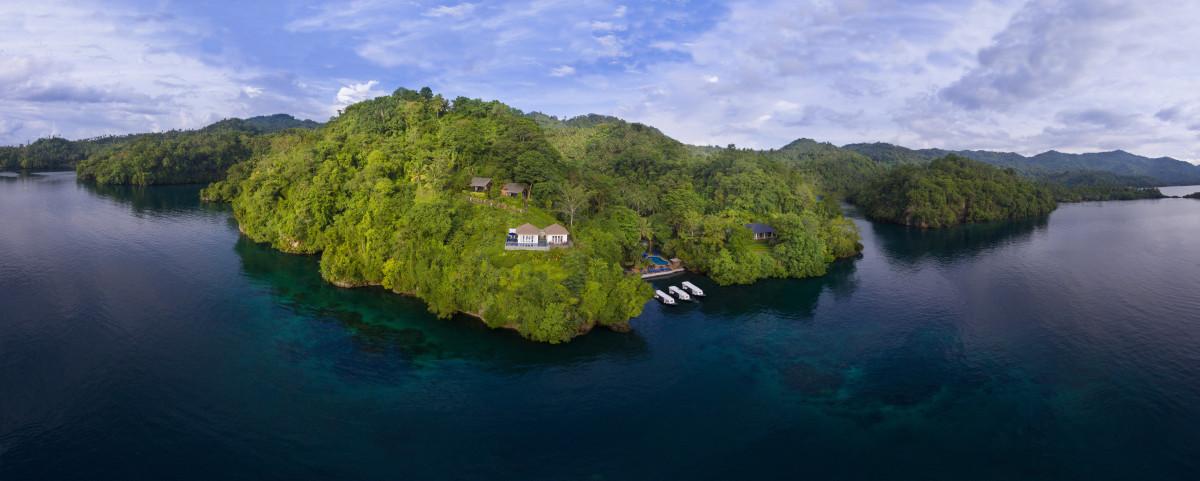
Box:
515, 223, 540, 235
502, 182, 528, 192
470, 177, 492, 187
745, 223, 776, 234
544, 223, 569, 235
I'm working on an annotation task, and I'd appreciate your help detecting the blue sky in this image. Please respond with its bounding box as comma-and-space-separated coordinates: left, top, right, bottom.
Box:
2, 0, 1199, 161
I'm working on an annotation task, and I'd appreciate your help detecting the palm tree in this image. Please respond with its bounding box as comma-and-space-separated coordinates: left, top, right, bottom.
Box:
637, 216, 654, 254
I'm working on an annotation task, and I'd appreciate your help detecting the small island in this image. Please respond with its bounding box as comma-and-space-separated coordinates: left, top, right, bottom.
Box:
207, 88, 860, 343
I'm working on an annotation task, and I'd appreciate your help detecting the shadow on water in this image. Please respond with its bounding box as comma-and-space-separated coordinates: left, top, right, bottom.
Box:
80, 181, 228, 217
232, 237, 650, 369
667, 257, 860, 321
871, 216, 1048, 267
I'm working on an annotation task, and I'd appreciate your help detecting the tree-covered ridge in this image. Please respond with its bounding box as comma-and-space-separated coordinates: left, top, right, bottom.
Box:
843, 142, 1200, 186
855, 155, 1058, 228
75, 114, 319, 185
223, 88, 860, 342
1038, 171, 1165, 202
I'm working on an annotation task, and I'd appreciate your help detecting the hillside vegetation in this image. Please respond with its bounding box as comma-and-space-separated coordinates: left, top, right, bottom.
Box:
223, 88, 861, 342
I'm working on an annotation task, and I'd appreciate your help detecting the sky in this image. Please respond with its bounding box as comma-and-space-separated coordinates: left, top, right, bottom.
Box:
2, 0, 1199, 161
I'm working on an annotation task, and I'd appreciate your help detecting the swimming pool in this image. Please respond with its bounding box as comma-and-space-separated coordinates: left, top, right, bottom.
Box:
647, 255, 669, 266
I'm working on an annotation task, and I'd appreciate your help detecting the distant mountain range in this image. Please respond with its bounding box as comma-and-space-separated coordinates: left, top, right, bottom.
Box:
841, 142, 1200, 186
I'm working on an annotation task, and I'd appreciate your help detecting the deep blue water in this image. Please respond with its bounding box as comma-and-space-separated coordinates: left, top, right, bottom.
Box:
2, 172, 1200, 480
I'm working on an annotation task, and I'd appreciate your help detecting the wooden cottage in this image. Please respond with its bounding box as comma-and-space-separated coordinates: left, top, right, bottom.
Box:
501, 182, 529, 198
469, 177, 492, 192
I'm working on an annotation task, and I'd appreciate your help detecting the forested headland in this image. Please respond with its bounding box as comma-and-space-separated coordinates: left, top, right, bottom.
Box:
75, 115, 319, 185
853, 155, 1058, 228
215, 88, 862, 342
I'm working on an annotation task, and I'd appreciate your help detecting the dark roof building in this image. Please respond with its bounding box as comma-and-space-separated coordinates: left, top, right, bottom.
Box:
501, 182, 529, 197
745, 223, 776, 240
469, 177, 492, 191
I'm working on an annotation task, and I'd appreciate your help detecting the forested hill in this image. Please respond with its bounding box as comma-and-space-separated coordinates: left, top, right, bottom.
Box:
842, 142, 1200, 186
221, 87, 861, 343
764, 138, 883, 195
75, 114, 319, 185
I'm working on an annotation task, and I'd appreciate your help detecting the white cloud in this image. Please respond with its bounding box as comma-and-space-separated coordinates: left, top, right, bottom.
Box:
424, 3, 476, 18
550, 65, 576, 77
335, 80, 385, 110
242, 86, 265, 98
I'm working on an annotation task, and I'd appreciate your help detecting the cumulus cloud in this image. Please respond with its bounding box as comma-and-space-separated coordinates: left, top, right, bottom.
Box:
939, 0, 1133, 110
606, 0, 1200, 162
614, 0, 1020, 148
908, 0, 1200, 159
335, 80, 385, 108
0, 0, 327, 144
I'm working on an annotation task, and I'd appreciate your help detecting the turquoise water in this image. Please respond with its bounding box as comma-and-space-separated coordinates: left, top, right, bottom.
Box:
647, 255, 669, 265
2, 172, 1200, 480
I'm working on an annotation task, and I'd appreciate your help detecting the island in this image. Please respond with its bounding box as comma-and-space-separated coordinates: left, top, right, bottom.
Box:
205, 88, 860, 343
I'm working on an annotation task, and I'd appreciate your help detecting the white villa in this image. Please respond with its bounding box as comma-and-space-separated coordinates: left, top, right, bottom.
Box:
506, 223, 570, 250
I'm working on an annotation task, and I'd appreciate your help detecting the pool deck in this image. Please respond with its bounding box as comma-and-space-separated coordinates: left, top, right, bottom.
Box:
641, 267, 686, 279
634, 256, 685, 279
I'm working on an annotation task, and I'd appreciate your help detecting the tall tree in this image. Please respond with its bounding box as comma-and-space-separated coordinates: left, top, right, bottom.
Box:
555, 182, 592, 228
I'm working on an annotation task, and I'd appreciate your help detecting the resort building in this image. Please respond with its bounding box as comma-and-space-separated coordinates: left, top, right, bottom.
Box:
505, 223, 570, 251
513, 223, 541, 245
501, 182, 529, 198
469, 177, 492, 192
544, 223, 569, 245
745, 223, 776, 241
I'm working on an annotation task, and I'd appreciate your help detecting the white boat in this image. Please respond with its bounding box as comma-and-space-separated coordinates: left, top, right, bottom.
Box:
654, 290, 676, 305
668, 285, 692, 301
681, 281, 705, 297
